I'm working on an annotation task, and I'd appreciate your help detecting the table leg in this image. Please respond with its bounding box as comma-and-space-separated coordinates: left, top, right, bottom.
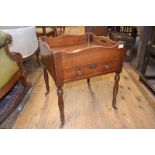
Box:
87, 78, 90, 86
57, 87, 65, 127
43, 65, 50, 95
112, 73, 120, 110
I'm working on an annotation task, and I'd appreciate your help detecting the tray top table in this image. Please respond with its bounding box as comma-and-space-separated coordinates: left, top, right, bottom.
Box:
39, 33, 125, 127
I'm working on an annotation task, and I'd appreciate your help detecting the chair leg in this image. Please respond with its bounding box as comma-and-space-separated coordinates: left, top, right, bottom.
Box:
141, 47, 151, 75
35, 48, 41, 66
57, 87, 65, 127
43, 65, 50, 95
112, 73, 120, 110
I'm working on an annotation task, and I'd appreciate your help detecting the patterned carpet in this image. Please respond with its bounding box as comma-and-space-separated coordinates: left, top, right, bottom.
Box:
0, 81, 24, 123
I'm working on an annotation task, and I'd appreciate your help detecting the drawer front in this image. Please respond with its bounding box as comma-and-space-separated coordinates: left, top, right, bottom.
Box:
62, 47, 121, 70
63, 61, 120, 82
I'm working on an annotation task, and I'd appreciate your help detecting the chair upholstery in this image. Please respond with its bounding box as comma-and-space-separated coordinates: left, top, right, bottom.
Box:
0, 30, 29, 99
0, 31, 19, 90
0, 47, 19, 90
0, 31, 12, 47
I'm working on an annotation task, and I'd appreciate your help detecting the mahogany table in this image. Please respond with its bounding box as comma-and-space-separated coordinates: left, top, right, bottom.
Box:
39, 33, 125, 126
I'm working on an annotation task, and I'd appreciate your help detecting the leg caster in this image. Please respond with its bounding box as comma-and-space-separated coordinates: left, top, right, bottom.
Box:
112, 73, 120, 110
57, 87, 65, 127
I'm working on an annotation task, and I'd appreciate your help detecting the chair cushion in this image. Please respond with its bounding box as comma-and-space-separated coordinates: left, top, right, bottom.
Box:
0, 31, 12, 47
0, 47, 19, 90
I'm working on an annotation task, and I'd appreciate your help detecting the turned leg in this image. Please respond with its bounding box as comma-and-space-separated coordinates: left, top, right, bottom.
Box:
20, 71, 29, 87
43, 66, 50, 95
112, 73, 120, 110
87, 78, 90, 86
57, 87, 65, 127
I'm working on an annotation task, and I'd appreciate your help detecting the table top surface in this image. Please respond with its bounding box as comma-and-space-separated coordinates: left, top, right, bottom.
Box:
52, 43, 104, 53
42, 34, 121, 54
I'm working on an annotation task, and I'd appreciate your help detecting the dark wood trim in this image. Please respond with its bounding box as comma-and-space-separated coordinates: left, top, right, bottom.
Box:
136, 27, 152, 69
144, 76, 155, 79
139, 75, 155, 95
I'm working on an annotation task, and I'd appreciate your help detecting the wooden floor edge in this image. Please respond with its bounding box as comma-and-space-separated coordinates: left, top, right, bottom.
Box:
123, 63, 155, 105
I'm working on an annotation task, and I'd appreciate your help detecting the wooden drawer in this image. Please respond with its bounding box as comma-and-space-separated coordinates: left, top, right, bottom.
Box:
63, 61, 120, 82
61, 47, 121, 70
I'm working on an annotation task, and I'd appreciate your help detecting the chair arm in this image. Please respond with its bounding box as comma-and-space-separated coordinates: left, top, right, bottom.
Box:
10, 51, 29, 86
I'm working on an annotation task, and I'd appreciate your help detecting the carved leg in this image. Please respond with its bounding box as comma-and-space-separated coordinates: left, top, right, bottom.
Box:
57, 87, 65, 127
112, 73, 120, 110
43, 66, 49, 95
20, 71, 29, 87
18, 60, 29, 87
87, 78, 90, 86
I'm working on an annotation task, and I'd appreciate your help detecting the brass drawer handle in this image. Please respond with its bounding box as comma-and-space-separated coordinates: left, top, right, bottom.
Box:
88, 64, 97, 69
104, 64, 110, 70
77, 69, 83, 76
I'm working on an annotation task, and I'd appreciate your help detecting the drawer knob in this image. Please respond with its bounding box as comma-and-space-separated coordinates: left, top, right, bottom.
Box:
77, 69, 82, 76
104, 64, 110, 70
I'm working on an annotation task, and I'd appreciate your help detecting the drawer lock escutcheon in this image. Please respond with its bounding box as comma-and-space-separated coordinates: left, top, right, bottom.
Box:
88, 64, 97, 69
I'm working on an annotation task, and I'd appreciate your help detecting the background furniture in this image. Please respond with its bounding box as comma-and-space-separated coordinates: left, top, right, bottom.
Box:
36, 26, 65, 37
0, 26, 38, 59
39, 34, 124, 127
139, 43, 155, 95
55, 26, 65, 36
0, 31, 31, 124
36, 26, 57, 37
85, 26, 107, 36
109, 26, 137, 62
